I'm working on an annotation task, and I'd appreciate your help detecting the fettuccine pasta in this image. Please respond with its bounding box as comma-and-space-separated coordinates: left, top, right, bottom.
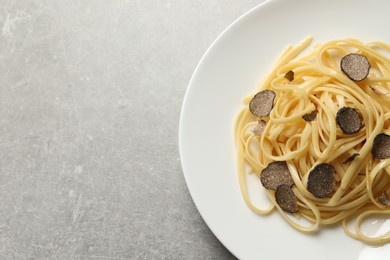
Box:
235, 36, 390, 244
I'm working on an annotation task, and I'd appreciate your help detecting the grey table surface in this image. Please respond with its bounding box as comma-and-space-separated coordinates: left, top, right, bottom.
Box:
0, 1, 265, 259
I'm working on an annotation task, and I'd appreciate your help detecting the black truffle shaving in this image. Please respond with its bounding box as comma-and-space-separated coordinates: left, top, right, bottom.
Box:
307, 163, 336, 198
302, 110, 318, 122
336, 107, 362, 134
284, 70, 294, 81
372, 133, 390, 159
249, 90, 276, 117
260, 161, 294, 190
275, 184, 298, 213
340, 53, 371, 81
342, 153, 359, 164
252, 120, 266, 136
378, 192, 390, 206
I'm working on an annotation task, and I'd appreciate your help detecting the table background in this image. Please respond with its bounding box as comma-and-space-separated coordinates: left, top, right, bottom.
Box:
0, 1, 264, 259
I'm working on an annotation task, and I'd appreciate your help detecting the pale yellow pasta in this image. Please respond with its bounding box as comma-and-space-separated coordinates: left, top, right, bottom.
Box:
235, 36, 390, 244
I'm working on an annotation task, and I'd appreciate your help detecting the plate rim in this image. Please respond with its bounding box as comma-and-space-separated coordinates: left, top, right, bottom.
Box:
178, 1, 273, 258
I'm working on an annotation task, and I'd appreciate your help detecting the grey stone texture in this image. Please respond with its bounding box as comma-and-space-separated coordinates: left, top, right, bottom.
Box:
0, 1, 262, 259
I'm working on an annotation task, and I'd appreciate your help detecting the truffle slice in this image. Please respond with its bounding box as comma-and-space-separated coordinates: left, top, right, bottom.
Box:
249, 90, 276, 117
343, 153, 359, 164
252, 120, 266, 136
372, 133, 390, 159
275, 184, 298, 213
336, 107, 362, 134
302, 110, 318, 122
378, 192, 390, 206
307, 163, 336, 198
284, 70, 294, 81
340, 53, 371, 81
260, 161, 294, 190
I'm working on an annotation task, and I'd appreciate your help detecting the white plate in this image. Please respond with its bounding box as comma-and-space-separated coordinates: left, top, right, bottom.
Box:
179, 0, 390, 259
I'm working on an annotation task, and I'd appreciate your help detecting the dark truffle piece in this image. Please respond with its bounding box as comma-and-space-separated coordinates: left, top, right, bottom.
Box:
275, 184, 298, 213
378, 192, 389, 206
252, 120, 266, 136
342, 153, 359, 164
284, 70, 294, 81
307, 163, 336, 198
249, 90, 276, 117
260, 161, 294, 190
372, 133, 390, 159
302, 110, 318, 122
336, 107, 362, 134
340, 53, 371, 81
